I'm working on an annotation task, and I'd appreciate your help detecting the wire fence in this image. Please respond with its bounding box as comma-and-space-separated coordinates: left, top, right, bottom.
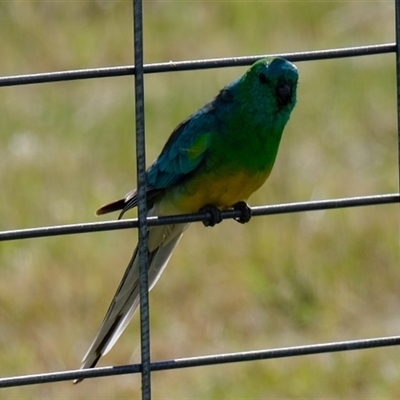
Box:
0, 1, 400, 398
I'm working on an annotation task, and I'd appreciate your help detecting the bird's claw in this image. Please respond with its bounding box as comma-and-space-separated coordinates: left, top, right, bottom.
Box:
200, 204, 223, 227
233, 201, 252, 224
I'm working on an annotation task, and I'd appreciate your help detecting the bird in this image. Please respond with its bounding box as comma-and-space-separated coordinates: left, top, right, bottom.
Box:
76, 57, 298, 382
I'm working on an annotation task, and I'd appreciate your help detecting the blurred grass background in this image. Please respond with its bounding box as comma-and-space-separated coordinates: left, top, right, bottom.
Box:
0, 1, 399, 398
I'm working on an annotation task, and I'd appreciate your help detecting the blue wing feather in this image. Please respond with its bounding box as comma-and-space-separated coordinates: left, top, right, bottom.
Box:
146, 83, 237, 190
97, 85, 236, 217
147, 106, 213, 189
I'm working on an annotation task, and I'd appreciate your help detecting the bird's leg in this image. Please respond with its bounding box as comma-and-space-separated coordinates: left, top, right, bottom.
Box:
232, 201, 252, 224
200, 204, 223, 227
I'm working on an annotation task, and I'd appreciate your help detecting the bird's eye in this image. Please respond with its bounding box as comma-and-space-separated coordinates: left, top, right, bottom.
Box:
258, 72, 269, 85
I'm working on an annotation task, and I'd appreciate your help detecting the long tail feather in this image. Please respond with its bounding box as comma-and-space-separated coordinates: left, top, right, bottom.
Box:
95, 198, 126, 216
75, 220, 188, 383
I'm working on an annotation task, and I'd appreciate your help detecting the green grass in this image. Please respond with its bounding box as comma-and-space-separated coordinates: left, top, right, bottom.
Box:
0, 1, 399, 398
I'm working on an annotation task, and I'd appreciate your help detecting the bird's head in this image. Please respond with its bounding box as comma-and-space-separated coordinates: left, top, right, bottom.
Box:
241, 57, 298, 115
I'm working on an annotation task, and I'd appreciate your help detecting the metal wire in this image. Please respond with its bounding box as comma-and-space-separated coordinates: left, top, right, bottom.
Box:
0, 193, 398, 242
0, 0, 399, 397
0, 44, 395, 88
0, 335, 398, 388
396, 0, 400, 188
132, 1, 152, 398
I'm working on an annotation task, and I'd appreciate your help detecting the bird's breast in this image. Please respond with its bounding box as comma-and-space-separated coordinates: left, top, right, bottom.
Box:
159, 168, 272, 215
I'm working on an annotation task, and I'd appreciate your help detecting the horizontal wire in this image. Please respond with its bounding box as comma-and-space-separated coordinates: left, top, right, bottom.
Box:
0, 193, 398, 242
0, 43, 394, 87
0, 334, 398, 387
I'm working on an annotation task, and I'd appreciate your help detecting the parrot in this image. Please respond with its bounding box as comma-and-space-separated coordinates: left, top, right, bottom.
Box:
76, 57, 298, 382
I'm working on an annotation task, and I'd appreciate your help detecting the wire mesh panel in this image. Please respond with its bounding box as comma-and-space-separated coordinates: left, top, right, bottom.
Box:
0, 1, 399, 398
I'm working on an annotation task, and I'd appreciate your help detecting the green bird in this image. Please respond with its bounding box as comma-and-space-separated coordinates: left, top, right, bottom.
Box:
77, 57, 298, 380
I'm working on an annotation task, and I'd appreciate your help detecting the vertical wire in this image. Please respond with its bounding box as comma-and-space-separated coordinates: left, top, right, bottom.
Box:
133, 0, 151, 398
395, 0, 400, 261
396, 0, 400, 184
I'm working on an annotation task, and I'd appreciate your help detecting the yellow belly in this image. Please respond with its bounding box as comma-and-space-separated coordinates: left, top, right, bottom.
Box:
159, 169, 271, 215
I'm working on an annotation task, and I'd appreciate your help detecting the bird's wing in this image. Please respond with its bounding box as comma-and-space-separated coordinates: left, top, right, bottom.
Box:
97, 111, 213, 217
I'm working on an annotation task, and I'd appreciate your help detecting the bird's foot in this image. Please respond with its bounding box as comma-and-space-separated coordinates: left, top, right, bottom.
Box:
232, 201, 252, 224
200, 204, 223, 227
